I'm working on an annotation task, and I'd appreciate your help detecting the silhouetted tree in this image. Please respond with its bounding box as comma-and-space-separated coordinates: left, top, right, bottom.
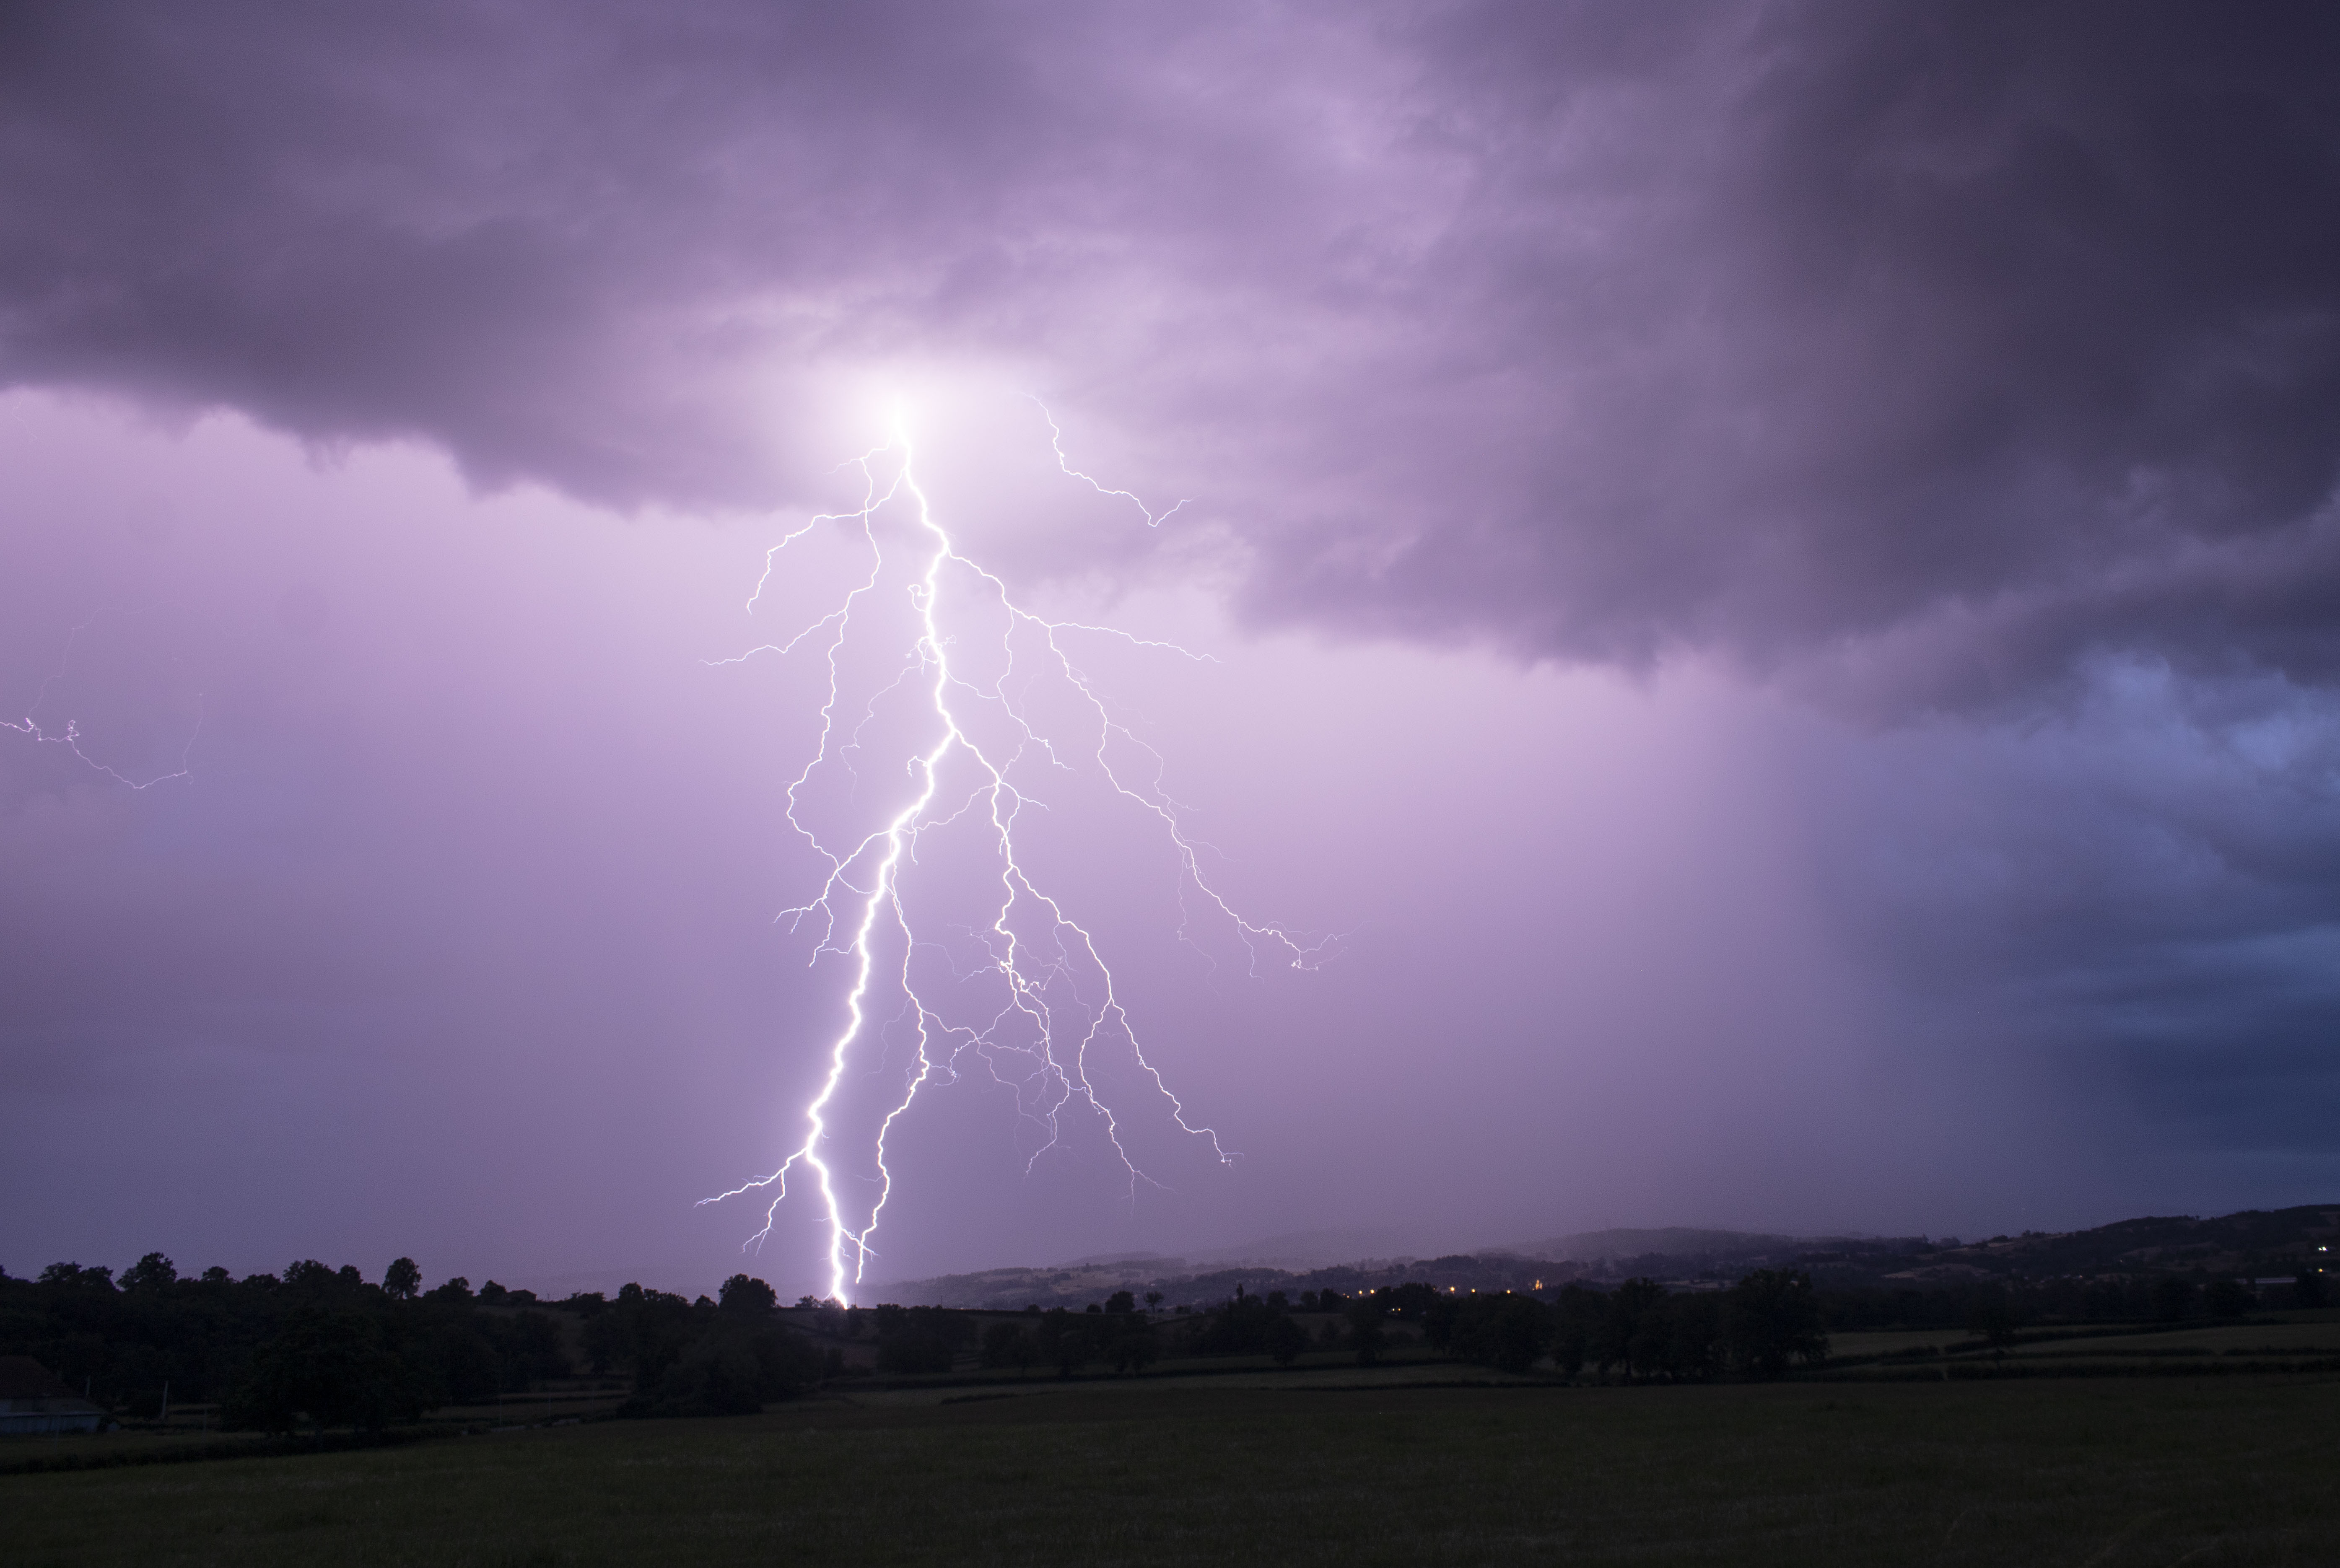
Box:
1421, 1293, 1461, 1352
870, 1305, 970, 1374
383, 1258, 421, 1301
1107, 1316, 1160, 1374
1449, 1292, 1550, 1375
981, 1321, 1037, 1373
720, 1275, 779, 1315
622, 1309, 827, 1419
1626, 1296, 1682, 1380
122, 1252, 176, 1291
223, 1309, 433, 1433
1265, 1314, 1308, 1366
1036, 1309, 1092, 1376
1966, 1288, 2018, 1351
584, 1282, 698, 1389
1185, 1288, 1295, 1357
1723, 1270, 1828, 1377
38, 1262, 104, 1288
0, 1250, 645, 1422
1551, 1286, 1601, 1379
1346, 1298, 1388, 1366
1659, 1292, 1724, 1381
1594, 1279, 1665, 1379
478, 1309, 569, 1389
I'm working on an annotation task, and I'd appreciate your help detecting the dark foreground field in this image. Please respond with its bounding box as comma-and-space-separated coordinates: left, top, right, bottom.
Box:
10, 1375, 2336, 1566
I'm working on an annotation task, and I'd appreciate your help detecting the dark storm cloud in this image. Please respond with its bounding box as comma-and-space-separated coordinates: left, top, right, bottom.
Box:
1380, 1, 2340, 694
6, 2, 2339, 696
0, 0, 1087, 499
8, 0, 2340, 1269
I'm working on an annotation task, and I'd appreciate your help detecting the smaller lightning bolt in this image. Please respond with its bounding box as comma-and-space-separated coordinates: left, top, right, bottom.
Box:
1033, 397, 1191, 528
3, 627, 200, 789
702, 405, 1326, 1303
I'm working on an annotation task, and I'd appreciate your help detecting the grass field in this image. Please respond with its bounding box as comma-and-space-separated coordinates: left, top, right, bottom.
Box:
10, 1374, 2338, 1566
2003, 1322, 2340, 1358
1823, 1328, 1971, 1359
1813, 1311, 2340, 1379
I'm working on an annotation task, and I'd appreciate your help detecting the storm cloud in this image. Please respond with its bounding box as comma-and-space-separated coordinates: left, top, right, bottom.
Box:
6, 3, 2340, 1290
6, 1, 2338, 696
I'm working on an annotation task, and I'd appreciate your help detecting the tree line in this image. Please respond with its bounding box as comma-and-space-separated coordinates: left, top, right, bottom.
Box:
1160, 1272, 1830, 1379
909, 1273, 1829, 1381
0, 1255, 830, 1430
0, 1255, 569, 1431
576, 1275, 828, 1416
15, 1248, 2304, 1423
1811, 1270, 2325, 1335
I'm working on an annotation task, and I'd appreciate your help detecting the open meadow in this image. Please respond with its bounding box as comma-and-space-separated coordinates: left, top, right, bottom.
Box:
10, 1373, 2338, 1567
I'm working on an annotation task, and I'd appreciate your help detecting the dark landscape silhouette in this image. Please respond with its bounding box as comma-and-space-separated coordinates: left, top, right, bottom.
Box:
6, 1203, 2332, 1441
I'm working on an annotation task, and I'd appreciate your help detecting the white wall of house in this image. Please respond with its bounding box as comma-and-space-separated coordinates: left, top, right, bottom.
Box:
0, 1398, 107, 1435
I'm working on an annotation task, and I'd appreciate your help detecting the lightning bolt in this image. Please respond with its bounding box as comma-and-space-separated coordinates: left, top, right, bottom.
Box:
1034, 399, 1191, 528
3, 626, 200, 789
703, 407, 1326, 1303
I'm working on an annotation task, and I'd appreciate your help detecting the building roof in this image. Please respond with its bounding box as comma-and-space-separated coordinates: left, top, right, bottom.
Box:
0, 1355, 82, 1402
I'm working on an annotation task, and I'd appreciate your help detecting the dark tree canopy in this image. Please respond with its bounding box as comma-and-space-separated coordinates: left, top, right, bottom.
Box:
719, 1274, 779, 1315
382, 1257, 422, 1301
1721, 1270, 1829, 1378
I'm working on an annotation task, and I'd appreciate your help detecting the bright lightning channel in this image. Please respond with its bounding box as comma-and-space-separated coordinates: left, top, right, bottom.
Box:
3, 627, 200, 789
703, 409, 1324, 1304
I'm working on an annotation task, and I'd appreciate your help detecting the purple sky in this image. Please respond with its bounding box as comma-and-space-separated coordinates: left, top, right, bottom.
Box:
6, 3, 2340, 1301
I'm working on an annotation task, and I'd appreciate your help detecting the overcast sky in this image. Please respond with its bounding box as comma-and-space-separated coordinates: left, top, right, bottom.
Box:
6, 2, 2339, 1302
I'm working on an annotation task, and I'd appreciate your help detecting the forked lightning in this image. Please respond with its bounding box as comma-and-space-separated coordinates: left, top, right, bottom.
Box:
703, 410, 1323, 1302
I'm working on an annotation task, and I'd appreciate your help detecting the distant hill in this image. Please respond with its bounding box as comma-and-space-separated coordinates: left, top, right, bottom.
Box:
1182, 1228, 1442, 1269
868, 1204, 2340, 1309
1835, 1204, 2340, 1286
1516, 1228, 1821, 1266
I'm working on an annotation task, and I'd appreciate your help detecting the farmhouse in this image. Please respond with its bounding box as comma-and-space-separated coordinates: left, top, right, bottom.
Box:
0, 1355, 108, 1434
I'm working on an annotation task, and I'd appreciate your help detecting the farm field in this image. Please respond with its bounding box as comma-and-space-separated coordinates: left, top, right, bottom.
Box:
1813, 1309, 2340, 1377
9, 1373, 2337, 1567
838, 1354, 1542, 1409
2003, 1320, 2340, 1358
1822, 1329, 1972, 1359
